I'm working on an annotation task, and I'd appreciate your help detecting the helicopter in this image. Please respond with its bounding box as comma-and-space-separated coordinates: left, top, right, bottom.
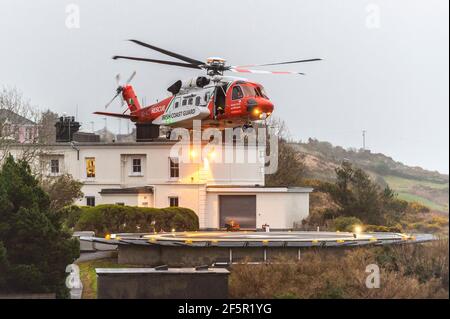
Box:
94, 40, 321, 139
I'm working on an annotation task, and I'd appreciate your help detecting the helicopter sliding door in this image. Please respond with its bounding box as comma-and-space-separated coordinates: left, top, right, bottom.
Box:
214, 84, 228, 116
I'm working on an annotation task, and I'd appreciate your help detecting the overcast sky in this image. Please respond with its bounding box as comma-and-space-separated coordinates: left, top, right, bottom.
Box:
0, 0, 448, 173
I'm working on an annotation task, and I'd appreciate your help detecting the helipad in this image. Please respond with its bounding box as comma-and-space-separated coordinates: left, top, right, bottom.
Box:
84, 231, 435, 266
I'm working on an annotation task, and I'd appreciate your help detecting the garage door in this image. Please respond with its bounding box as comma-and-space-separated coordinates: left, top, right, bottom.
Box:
219, 195, 256, 229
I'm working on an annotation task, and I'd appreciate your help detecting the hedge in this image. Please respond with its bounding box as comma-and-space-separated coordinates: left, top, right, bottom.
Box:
331, 216, 363, 232
60, 205, 199, 237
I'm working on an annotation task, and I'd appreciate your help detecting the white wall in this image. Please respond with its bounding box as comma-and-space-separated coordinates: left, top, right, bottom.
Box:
205, 191, 310, 229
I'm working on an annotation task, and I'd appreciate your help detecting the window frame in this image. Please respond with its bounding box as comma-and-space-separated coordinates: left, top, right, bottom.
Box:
169, 157, 179, 179
232, 85, 244, 100
86, 157, 96, 178
86, 196, 96, 207
132, 158, 142, 174
169, 196, 179, 207
50, 159, 59, 174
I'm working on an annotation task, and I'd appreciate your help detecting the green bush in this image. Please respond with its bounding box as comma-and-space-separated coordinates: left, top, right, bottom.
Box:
0, 156, 79, 298
74, 205, 199, 237
331, 216, 362, 232
365, 224, 402, 233
58, 205, 83, 229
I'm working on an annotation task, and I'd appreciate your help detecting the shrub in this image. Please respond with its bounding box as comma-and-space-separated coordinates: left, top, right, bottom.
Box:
0, 155, 79, 298
331, 216, 362, 232
74, 204, 199, 237
58, 205, 83, 229
365, 224, 403, 233
229, 240, 449, 299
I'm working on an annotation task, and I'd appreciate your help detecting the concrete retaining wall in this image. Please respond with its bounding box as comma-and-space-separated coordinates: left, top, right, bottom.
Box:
118, 245, 304, 266
96, 268, 230, 299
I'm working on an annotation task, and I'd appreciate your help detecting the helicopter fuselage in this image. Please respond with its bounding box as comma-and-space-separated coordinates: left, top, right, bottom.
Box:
113, 78, 274, 130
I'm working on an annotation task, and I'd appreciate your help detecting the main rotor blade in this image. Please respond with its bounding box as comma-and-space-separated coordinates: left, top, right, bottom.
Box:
235, 58, 322, 68
229, 68, 304, 75
113, 55, 203, 69
128, 39, 204, 66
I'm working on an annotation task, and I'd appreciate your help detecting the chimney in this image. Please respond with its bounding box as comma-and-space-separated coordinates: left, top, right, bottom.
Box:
55, 116, 80, 142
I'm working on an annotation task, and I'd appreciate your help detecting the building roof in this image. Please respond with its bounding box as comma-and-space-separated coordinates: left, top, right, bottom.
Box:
99, 186, 154, 195
206, 185, 314, 193
0, 109, 36, 125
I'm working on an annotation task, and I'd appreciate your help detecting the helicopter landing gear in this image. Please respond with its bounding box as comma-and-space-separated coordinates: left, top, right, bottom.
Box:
166, 130, 172, 139
242, 123, 253, 131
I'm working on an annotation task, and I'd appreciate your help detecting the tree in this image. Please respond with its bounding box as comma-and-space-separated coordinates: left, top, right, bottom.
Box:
326, 162, 407, 225
0, 155, 79, 297
40, 174, 84, 212
265, 140, 306, 187
0, 87, 45, 163
265, 117, 306, 187
38, 109, 58, 144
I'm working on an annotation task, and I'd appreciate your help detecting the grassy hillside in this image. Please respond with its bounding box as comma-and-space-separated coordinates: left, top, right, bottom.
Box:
291, 139, 449, 214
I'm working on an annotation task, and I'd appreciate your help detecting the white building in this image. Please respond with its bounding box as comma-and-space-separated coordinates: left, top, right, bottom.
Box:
4, 140, 312, 230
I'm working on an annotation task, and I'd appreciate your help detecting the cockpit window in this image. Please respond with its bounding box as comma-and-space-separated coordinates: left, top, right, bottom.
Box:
257, 86, 268, 98
232, 86, 244, 100
241, 85, 257, 97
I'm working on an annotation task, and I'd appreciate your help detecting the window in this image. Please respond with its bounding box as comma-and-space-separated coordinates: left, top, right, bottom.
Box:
195, 96, 201, 106
232, 86, 244, 100
182, 99, 187, 106
174, 101, 179, 108
241, 85, 257, 97
188, 98, 193, 105
25, 127, 33, 140
169, 157, 179, 178
132, 158, 142, 174
169, 197, 179, 207
86, 196, 95, 207
50, 159, 59, 174
86, 158, 95, 178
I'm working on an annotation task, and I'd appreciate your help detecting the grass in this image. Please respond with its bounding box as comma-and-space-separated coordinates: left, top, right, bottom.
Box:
383, 175, 449, 191
76, 256, 141, 299
229, 239, 449, 299
382, 175, 449, 212
398, 192, 448, 212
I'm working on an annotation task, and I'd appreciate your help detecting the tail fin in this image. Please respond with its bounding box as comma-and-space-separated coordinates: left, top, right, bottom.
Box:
122, 85, 142, 113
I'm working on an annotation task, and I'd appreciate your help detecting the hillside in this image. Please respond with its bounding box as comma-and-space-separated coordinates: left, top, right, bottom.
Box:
290, 139, 449, 214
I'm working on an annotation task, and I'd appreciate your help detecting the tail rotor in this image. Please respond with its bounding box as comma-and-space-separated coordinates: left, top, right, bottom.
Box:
104, 71, 136, 109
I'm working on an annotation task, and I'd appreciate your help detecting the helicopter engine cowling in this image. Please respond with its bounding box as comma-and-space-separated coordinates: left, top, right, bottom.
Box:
167, 76, 211, 95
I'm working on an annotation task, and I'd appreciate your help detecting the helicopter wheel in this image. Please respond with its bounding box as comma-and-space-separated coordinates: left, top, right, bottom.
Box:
242, 123, 253, 131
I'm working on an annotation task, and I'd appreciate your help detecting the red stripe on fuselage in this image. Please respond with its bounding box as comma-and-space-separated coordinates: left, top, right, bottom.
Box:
132, 96, 173, 122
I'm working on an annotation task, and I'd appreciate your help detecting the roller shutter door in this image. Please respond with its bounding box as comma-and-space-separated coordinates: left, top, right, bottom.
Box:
219, 195, 256, 229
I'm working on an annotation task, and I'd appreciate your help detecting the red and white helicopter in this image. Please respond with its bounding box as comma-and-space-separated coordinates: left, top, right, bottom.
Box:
94, 40, 320, 138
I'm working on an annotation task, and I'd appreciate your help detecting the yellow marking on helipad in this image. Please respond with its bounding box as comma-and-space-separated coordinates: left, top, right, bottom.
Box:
337, 239, 345, 243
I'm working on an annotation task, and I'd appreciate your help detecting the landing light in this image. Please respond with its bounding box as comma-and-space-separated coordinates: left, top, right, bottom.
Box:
208, 150, 217, 159
253, 108, 261, 116
354, 225, 363, 234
